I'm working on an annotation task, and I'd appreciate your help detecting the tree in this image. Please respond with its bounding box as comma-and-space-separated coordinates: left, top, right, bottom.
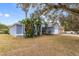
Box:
20, 17, 42, 37
32, 17, 42, 36
17, 3, 79, 17
17, 3, 37, 17
0, 23, 9, 34
20, 18, 34, 37
17, 3, 79, 33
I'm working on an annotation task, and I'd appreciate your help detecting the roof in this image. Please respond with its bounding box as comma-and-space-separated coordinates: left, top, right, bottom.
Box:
9, 22, 24, 28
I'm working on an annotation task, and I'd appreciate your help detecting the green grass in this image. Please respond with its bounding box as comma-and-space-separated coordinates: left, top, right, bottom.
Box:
0, 34, 79, 56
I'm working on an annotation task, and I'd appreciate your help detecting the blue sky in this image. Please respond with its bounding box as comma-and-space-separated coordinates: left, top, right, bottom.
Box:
0, 3, 68, 25
0, 3, 26, 25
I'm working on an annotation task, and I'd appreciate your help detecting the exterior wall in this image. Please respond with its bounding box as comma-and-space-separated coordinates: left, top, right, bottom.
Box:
53, 24, 60, 34
16, 25, 23, 34
45, 23, 60, 35
9, 24, 25, 37
9, 25, 17, 37
16, 24, 25, 37
47, 27, 54, 34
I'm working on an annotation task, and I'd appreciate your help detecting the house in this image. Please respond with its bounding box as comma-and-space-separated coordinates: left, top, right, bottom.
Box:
41, 18, 63, 35
9, 22, 43, 37
9, 20, 63, 37
47, 20, 62, 35
9, 23, 25, 37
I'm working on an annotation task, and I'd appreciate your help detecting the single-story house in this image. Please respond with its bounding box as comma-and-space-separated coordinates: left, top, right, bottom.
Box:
9, 20, 63, 37
9, 23, 25, 37
9, 22, 42, 37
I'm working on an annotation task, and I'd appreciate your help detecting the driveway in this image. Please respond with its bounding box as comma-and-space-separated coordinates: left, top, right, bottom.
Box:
61, 34, 79, 37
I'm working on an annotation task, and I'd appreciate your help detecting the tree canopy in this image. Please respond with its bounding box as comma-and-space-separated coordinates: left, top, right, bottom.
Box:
17, 3, 79, 32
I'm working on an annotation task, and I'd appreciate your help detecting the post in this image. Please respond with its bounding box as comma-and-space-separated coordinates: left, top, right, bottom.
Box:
40, 24, 42, 35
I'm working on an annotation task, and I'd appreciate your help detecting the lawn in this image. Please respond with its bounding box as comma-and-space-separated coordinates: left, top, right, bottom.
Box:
0, 34, 79, 56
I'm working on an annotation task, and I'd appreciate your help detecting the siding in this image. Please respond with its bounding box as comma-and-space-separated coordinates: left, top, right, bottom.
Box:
9, 25, 16, 37
53, 24, 60, 34
16, 25, 23, 34
9, 24, 25, 37
47, 27, 54, 34
16, 24, 25, 36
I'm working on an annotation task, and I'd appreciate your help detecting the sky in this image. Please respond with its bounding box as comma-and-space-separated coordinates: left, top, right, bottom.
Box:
0, 3, 68, 26
0, 3, 26, 25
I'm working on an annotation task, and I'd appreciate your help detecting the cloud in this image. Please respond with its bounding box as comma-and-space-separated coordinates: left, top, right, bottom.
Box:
4, 14, 10, 17
0, 13, 10, 17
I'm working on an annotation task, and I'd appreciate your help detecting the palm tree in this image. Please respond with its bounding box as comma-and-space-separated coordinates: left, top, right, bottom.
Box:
19, 18, 34, 37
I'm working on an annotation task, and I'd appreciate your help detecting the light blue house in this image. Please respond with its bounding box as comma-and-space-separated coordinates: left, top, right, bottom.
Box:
9, 23, 25, 37
9, 22, 42, 37
9, 20, 62, 37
